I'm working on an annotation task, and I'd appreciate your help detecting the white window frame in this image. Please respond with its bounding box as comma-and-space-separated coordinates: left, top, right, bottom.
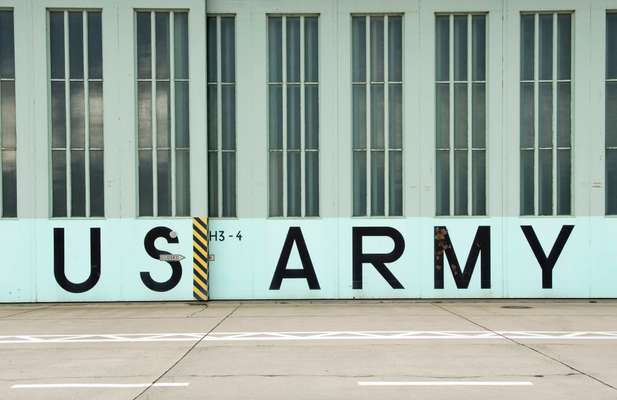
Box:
0, 8, 16, 218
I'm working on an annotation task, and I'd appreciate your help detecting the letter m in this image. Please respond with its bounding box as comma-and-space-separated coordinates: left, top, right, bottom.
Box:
434, 226, 491, 289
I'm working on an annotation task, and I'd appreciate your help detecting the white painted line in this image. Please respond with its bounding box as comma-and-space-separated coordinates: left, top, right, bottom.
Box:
0, 331, 616, 344
12, 383, 189, 389
358, 381, 534, 387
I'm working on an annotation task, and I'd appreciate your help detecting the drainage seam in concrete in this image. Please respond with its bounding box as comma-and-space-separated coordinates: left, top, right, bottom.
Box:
131, 303, 242, 400
432, 302, 617, 392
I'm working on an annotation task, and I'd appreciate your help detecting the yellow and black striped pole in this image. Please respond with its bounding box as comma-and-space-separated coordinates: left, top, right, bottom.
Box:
192, 217, 209, 301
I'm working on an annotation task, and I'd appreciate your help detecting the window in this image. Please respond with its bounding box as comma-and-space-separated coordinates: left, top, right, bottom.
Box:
0, 10, 15, 218
268, 15, 319, 217
520, 13, 572, 216
49, 10, 104, 217
352, 15, 403, 217
207, 15, 236, 217
136, 11, 190, 217
435, 14, 486, 216
607, 13, 617, 215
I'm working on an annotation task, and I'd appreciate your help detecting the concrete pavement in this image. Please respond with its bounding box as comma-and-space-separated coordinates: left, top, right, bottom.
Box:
1, 300, 617, 399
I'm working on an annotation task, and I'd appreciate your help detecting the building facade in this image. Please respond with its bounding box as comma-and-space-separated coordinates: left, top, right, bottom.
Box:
1, 0, 617, 301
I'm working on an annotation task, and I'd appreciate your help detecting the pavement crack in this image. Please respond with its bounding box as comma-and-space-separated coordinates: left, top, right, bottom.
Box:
432, 302, 617, 392
131, 303, 241, 400
188, 305, 208, 318
1, 305, 53, 319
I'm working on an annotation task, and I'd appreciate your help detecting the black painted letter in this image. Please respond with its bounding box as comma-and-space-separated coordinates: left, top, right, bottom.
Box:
141, 227, 182, 292
352, 227, 405, 289
270, 227, 320, 290
54, 228, 101, 293
434, 226, 491, 289
521, 225, 574, 289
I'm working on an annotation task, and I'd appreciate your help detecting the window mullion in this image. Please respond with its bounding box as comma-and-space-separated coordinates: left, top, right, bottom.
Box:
384, 15, 390, 217
150, 12, 158, 216
533, 13, 539, 215
83, 11, 91, 218
552, 13, 558, 215
282, 16, 288, 217
216, 16, 223, 217
448, 14, 454, 216
300, 16, 306, 217
467, 14, 472, 216
170, 12, 177, 217
64, 11, 72, 217
365, 16, 371, 216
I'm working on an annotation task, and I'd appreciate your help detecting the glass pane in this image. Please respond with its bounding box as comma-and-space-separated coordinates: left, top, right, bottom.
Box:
539, 14, 553, 81
520, 150, 534, 215
136, 12, 151, 80
370, 84, 384, 149
0, 11, 15, 79
436, 83, 449, 149
174, 13, 189, 80
520, 14, 535, 81
88, 12, 103, 80
138, 150, 153, 216
453, 15, 468, 81
269, 151, 283, 216
207, 16, 217, 82
436, 150, 449, 216
222, 85, 236, 150
69, 12, 84, 80
608, 14, 617, 79
208, 151, 218, 217
269, 85, 283, 149
539, 82, 553, 148
155, 12, 170, 80
1, 150, 16, 217
305, 85, 319, 150
287, 85, 301, 150
472, 150, 486, 215
88, 82, 104, 149
454, 83, 468, 149
70, 150, 86, 217
286, 17, 300, 83
89, 150, 104, 217
388, 16, 402, 82
539, 148, 553, 215
51, 81, 66, 148
436, 15, 449, 82
371, 151, 385, 216
389, 84, 402, 149
557, 82, 571, 147
305, 16, 318, 83
607, 149, 617, 215
222, 151, 236, 217
305, 151, 319, 217
207, 85, 217, 150
353, 151, 367, 216
52, 150, 67, 217
370, 16, 384, 82
352, 16, 366, 82
352, 85, 366, 149
175, 81, 189, 148
137, 81, 152, 149
520, 82, 535, 148
0, 81, 16, 149
156, 81, 170, 148
50, 12, 65, 80
557, 14, 571, 80
176, 149, 190, 217
454, 150, 468, 215
287, 151, 301, 216
557, 149, 571, 215
607, 82, 617, 148
389, 150, 402, 216
472, 15, 486, 82
221, 16, 235, 83
157, 149, 171, 216
472, 83, 485, 148
268, 17, 282, 82
70, 82, 85, 149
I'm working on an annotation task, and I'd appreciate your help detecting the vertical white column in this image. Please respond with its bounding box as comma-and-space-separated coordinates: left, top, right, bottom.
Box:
533, 13, 539, 215
552, 12, 558, 215
170, 12, 177, 216
448, 14, 454, 215
83, 11, 91, 217
63, 11, 71, 217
